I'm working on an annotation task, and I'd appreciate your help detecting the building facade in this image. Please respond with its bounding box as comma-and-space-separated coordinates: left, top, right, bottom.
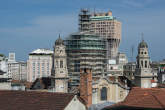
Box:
18, 62, 27, 81
79, 67, 129, 107
65, 32, 106, 86
52, 36, 69, 93
92, 77, 129, 104
134, 40, 156, 88
123, 62, 136, 81
7, 53, 27, 81
116, 52, 128, 65
90, 11, 121, 60
79, 9, 91, 32
0, 54, 8, 77
79, 9, 121, 60
27, 49, 53, 82
157, 62, 165, 84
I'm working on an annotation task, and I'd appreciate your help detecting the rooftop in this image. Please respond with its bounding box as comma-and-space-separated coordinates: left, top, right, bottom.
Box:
0, 90, 76, 110
103, 87, 165, 110
90, 15, 115, 21
29, 49, 53, 55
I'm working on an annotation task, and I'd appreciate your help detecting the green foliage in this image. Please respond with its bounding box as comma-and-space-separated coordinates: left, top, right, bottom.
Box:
0, 54, 4, 57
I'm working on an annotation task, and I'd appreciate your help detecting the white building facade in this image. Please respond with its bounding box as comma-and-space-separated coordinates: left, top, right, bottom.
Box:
0, 54, 8, 77
7, 53, 27, 81
27, 49, 53, 82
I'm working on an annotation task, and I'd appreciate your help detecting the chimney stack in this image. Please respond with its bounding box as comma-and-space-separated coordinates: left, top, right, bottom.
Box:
80, 68, 92, 108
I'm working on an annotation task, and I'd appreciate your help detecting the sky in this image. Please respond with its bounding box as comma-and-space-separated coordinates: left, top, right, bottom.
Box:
0, 0, 165, 61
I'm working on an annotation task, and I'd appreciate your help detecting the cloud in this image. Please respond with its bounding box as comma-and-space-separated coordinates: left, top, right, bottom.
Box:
118, 9, 165, 61
0, 14, 78, 38
121, 0, 155, 8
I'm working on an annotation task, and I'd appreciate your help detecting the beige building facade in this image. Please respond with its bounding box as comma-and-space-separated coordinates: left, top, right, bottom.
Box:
27, 49, 53, 82
90, 11, 121, 59
52, 36, 69, 93
79, 10, 121, 60
134, 39, 156, 88
92, 77, 129, 104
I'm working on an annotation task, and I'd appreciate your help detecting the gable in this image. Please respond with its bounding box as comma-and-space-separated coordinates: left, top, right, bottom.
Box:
93, 78, 110, 88
64, 96, 86, 110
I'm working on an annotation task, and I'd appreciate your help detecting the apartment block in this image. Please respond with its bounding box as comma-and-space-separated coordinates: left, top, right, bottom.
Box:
27, 49, 53, 82
8, 53, 27, 81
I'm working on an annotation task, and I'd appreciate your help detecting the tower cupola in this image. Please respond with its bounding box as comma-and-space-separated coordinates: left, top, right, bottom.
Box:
55, 35, 64, 45
138, 39, 148, 49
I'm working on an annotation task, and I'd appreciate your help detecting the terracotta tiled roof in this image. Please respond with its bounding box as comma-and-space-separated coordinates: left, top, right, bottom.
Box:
104, 87, 165, 110
0, 90, 75, 110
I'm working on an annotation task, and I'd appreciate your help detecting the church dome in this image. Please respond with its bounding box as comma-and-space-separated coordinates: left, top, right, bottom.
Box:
138, 40, 148, 48
55, 35, 64, 45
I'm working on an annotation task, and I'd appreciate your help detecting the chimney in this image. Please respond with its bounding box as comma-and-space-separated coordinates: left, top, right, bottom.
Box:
80, 68, 92, 108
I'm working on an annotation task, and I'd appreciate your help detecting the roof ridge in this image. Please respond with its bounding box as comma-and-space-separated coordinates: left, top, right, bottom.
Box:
151, 93, 165, 108
124, 91, 165, 109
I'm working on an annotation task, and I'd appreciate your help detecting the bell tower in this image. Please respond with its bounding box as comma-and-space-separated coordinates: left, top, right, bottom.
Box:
52, 35, 68, 93
134, 37, 154, 88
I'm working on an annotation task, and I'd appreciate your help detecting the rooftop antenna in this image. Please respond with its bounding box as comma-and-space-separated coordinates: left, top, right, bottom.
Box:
94, 7, 96, 15
59, 33, 61, 38
141, 33, 144, 41
131, 45, 134, 62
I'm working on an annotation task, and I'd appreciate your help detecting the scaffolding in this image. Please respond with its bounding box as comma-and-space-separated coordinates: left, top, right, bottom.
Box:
65, 32, 107, 86
79, 9, 91, 32
79, 9, 121, 60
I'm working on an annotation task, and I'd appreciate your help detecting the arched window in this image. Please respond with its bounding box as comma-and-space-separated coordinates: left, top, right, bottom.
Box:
60, 60, 63, 68
145, 60, 147, 68
141, 60, 143, 68
101, 87, 107, 100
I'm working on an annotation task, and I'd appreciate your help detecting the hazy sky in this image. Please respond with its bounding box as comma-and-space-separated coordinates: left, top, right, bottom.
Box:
0, 0, 165, 61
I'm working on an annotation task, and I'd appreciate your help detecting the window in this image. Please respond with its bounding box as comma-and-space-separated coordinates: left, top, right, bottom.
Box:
145, 61, 147, 68
60, 60, 63, 68
120, 91, 124, 99
74, 60, 80, 72
56, 61, 58, 68
101, 87, 107, 101
141, 61, 143, 67
110, 67, 113, 70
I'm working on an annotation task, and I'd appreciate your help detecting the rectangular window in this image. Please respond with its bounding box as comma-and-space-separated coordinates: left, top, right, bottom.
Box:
56, 61, 58, 68
101, 87, 107, 101
60, 60, 63, 68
